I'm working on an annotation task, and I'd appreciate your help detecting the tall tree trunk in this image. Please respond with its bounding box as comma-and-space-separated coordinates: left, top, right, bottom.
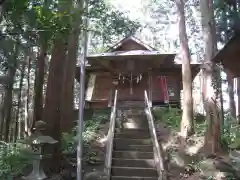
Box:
43, 38, 67, 172
232, 0, 240, 33
33, 43, 47, 125
233, 0, 240, 124
200, 0, 221, 153
1, 42, 19, 141
227, 75, 236, 119
24, 54, 32, 137
14, 58, 27, 141
60, 0, 83, 133
237, 78, 240, 123
0, 0, 6, 22
176, 0, 194, 138
222, 7, 237, 120
0, 92, 4, 136
2, 67, 16, 141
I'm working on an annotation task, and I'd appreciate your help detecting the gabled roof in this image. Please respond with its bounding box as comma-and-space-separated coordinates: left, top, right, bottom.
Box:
212, 34, 240, 77
106, 36, 157, 52
88, 50, 165, 58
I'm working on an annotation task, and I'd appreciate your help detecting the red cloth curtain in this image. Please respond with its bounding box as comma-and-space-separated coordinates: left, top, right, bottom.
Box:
158, 76, 168, 102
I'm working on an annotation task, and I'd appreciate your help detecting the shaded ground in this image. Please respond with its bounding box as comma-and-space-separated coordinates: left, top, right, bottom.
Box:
156, 122, 203, 180
14, 108, 240, 180
58, 107, 240, 180
47, 124, 109, 180
155, 119, 240, 180
19, 110, 111, 180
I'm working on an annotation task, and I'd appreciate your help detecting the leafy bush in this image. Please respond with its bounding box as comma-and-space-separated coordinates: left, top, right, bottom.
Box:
221, 111, 240, 148
152, 107, 207, 135
61, 109, 110, 154
194, 122, 207, 136
152, 107, 182, 129
0, 141, 31, 180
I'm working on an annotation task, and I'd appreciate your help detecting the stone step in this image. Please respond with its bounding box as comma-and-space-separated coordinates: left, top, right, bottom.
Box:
124, 117, 148, 123
115, 132, 151, 139
122, 122, 148, 129
111, 176, 158, 180
117, 107, 145, 111
114, 138, 152, 146
118, 101, 145, 107
115, 128, 161, 137
112, 158, 155, 168
111, 167, 158, 177
112, 151, 154, 159
114, 144, 153, 152
115, 128, 150, 133
117, 111, 145, 117
125, 111, 145, 116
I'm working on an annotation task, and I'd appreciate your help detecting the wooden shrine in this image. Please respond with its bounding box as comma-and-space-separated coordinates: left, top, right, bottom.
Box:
76, 36, 200, 109
212, 34, 240, 77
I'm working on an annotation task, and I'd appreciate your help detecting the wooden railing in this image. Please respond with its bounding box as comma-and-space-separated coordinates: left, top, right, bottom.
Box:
144, 90, 167, 180
104, 90, 118, 180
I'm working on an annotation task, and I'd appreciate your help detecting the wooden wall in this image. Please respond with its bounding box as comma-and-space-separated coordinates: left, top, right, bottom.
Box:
90, 72, 113, 101
86, 71, 181, 108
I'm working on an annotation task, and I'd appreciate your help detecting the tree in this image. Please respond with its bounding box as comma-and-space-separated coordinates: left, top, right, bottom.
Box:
60, 0, 84, 133
200, 0, 221, 153
0, 0, 141, 173
176, 0, 194, 138
33, 44, 47, 124
215, 1, 236, 121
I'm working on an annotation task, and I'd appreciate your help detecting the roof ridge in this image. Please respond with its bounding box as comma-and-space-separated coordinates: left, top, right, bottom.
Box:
105, 36, 157, 52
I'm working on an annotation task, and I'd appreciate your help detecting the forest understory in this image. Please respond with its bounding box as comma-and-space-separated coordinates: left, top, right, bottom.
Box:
42, 108, 240, 180
1, 0, 240, 179
153, 108, 240, 180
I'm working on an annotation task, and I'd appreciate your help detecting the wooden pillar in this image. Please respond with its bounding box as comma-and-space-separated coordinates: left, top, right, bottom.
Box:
109, 78, 118, 107
148, 69, 153, 107
108, 89, 113, 107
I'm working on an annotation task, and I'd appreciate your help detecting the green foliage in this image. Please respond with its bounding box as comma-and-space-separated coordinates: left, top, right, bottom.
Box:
152, 107, 182, 129
0, 142, 31, 180
194, 121, 206, 136
62, 131, 76, 154
88, 0, 141, 52
224, 124, 240, 149
215, 111, 240, 149
153, 107, 208, 135
61, 109, 110, 154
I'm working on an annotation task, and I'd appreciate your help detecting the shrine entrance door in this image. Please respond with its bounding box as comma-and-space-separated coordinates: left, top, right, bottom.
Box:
117, 73, 148, 101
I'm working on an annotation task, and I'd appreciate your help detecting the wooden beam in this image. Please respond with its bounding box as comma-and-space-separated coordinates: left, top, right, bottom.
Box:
97, 60, 116, 73
148, 69, 153, 107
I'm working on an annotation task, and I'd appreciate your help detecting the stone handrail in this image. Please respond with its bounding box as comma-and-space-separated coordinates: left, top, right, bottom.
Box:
144, 90, 167, 180
104, 90, 118, 180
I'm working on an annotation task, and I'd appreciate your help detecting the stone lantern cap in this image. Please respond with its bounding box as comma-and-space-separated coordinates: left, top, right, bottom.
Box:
33, 120, 47, 131
20, 120, 58, 145
22, 135, 58, 145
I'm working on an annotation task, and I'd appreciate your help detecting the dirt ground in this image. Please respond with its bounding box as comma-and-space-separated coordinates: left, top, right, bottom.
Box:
76, 119, 239, 180
46, 115, 239, 180
155, 121, 240, 180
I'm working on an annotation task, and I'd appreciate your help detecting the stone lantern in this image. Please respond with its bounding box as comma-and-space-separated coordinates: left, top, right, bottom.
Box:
21, 121, 58, 180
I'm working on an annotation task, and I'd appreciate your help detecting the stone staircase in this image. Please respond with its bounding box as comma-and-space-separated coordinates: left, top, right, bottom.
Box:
111, 108, 158, 180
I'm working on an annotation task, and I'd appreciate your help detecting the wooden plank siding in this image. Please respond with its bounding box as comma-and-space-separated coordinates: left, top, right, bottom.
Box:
86, 71, 181, 105
91, 73, 114, 101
